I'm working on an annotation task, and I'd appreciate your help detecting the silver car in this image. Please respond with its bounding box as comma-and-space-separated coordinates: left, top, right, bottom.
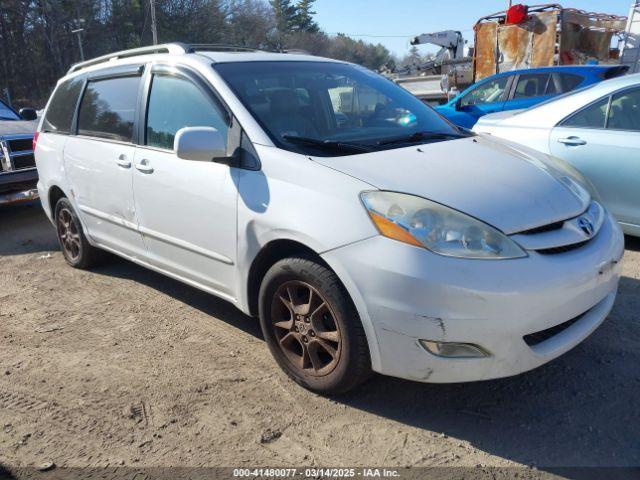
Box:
474, 73, 640, 237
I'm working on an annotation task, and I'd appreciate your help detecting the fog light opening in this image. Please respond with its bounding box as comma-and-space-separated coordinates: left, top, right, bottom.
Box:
419, 340, 490, 358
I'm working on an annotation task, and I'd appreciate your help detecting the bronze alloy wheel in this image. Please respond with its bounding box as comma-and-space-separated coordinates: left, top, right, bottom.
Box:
270, 280, 342, 377
259, 256, 372, 393
57, 206, 82, 263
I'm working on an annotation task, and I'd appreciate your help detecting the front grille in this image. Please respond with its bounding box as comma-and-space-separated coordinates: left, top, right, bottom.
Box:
1, 134, 35, 173
519, 220, 565, 235
7, 137, 32, 152
536, 240, 588, 255
512, 203, 603, 255
12, 153, 36, 170
523, 312, 586, 347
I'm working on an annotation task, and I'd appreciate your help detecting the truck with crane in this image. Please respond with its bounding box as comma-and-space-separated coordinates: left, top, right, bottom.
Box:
389, 30, 473, 105
390, 3, 629, 105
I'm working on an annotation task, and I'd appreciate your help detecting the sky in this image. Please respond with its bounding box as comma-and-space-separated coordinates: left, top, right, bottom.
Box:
313, 0, 633, 57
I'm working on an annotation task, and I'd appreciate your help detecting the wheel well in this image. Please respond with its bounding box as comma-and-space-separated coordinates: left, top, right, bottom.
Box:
247, 240, 328, 316
48, 185, 66, 214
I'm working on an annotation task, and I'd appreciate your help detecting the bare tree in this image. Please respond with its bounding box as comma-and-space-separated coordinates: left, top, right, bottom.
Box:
0, 0, 392, 108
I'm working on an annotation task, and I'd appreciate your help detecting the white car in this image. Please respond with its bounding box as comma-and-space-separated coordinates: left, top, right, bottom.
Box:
474, 73, 640, 237
35, 43, 623, 394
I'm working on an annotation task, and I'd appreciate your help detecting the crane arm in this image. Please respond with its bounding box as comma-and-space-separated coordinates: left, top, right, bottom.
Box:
410, 30, 463, 49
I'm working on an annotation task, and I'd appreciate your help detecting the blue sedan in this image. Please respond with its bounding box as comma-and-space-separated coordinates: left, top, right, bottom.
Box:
435, 65, 629, 129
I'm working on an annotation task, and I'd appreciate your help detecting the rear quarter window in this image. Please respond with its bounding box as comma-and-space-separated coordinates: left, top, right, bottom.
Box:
42, 76, 85, 134
602, 66, 629, 80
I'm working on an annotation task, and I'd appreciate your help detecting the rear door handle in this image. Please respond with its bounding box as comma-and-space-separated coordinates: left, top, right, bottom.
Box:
134, 159, 154, 174
115, 154, 131, 168
557, 137, 587, 146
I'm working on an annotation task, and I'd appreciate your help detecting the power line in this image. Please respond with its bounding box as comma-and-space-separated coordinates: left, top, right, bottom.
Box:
326, 28, 475, 38
326, 33, 412, 38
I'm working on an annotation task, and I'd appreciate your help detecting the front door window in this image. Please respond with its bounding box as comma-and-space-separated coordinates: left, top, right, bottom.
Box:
145, 74, 229, 150
460, 77, 509, 107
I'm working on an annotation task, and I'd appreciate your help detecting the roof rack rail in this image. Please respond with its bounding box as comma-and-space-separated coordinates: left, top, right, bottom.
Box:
67, 43, 190, 74
186, 44, 265, 53
66, 42, 274, 75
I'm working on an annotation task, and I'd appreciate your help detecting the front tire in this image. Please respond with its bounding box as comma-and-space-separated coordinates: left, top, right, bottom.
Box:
54, 197, 103, 269
258, 256, 371, 394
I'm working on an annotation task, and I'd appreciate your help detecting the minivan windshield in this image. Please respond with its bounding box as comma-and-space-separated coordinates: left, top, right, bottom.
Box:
214, 61, 468, 156
0, 100, 20, 121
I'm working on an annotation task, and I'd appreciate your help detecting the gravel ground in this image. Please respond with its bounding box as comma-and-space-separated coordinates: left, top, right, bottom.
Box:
0, 202, 639, 476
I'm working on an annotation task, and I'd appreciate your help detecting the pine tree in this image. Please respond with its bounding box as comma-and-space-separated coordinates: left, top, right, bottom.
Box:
294, 0, 319, 33
270, 0, 297, 34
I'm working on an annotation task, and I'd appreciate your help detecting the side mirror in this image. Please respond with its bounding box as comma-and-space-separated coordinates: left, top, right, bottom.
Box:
174, 127, 228, 163
19, 108, 37, 121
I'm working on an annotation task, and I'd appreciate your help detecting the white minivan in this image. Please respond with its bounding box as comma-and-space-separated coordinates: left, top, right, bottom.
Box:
35, 43, 624, 394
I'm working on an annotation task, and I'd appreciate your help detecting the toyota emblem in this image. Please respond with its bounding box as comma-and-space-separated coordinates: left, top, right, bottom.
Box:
578, 216, 595, 237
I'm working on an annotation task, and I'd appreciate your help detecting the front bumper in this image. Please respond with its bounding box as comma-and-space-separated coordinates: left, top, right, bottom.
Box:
0, 168, 39, 205
322, 212, 624, 383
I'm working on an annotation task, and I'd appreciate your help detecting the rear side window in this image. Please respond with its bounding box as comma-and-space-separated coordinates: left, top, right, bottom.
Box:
42, 76, 84, 134
513, 74, 551, 99
558, 74, 583, 93
145, 74, 228, 150
77, 76, 140, 142
561, 97, 609, 129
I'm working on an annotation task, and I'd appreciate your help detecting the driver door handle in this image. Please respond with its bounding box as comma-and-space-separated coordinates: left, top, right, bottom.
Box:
115, 154, 131, 168
134, 159, 154, 174
557, 137, 587, 146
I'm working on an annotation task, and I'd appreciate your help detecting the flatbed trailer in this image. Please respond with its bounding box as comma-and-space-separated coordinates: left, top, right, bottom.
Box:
473, 4, 628, 81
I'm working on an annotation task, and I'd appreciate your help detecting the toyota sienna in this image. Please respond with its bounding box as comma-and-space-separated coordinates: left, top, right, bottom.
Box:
34, 44, 624, 393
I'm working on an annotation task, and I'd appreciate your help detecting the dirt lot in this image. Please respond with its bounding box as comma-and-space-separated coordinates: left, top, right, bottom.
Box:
1, 202, 639, 475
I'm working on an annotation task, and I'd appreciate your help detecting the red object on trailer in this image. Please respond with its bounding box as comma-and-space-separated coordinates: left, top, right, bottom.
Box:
506, 4, 529, 24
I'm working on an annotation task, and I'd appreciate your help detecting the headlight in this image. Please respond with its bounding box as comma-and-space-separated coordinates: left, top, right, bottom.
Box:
361, 191, 527, 259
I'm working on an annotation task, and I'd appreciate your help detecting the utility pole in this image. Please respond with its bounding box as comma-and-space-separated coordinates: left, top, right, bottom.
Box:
71, 28, 85, 61
72, 17, 85, 62
150, 0, 158, 45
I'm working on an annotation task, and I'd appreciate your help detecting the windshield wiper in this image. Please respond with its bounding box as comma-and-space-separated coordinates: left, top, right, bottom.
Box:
282, 135, 373, 153
376, 131, 465, 147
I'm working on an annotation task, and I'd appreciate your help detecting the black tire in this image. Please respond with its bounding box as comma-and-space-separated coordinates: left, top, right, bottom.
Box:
54, 197, 103, 269
258, 255, 371, 394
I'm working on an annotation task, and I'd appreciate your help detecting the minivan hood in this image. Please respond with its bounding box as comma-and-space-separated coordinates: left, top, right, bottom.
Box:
0, 119, 37, 136
311, 136, 588, 234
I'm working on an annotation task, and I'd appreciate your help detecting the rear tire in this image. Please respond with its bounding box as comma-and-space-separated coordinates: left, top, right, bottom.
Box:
258, 255, 371, 394
54, 197, 103, 269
